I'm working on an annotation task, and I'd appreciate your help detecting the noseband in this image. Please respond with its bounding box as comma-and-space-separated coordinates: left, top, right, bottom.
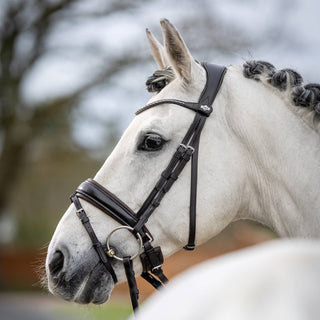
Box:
70, 62, 226, 313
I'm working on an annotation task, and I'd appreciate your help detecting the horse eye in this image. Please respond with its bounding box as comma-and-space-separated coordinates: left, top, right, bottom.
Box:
139, 133, 166, 151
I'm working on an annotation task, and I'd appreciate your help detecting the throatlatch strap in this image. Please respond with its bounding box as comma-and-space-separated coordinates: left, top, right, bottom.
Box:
123, 257, 139, 313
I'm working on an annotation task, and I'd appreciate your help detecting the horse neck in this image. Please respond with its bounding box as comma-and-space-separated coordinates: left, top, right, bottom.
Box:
227, 68, 320, 238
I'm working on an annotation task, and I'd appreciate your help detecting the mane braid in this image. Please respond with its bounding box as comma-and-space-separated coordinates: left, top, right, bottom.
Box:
243, 60, 320, 132
146, 67, 175, 93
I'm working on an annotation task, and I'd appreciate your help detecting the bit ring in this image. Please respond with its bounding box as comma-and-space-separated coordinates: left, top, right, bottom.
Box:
106, 226, 143, 262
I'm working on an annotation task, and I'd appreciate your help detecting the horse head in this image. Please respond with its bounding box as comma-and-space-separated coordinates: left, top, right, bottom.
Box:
45, 19, 320, 306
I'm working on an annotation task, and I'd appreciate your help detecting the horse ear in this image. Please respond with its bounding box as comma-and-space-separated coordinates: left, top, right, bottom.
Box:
146, 28, 168, 69
160, 19, 193, 83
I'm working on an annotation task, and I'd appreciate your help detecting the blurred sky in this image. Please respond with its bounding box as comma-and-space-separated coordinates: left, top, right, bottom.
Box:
20, 0, 320, 149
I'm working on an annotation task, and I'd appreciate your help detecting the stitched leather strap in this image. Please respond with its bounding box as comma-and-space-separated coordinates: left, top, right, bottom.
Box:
184, 137, 200, 250
135, 113, 203, 219
77, 179, 137, 227
136, 63, 226, 250
136, 99, 207, 116
76, 179, 153, 243
141, 272, 163, 289
184, 64, 226, 250
134, 113, 204, 234
70, 194, 118, 283
198, 63, 226, 109
123, 257, 139, 313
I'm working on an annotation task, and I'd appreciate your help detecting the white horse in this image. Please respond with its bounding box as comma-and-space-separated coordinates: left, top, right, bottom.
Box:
46, 19, 320, 306
131, 239, 320, 320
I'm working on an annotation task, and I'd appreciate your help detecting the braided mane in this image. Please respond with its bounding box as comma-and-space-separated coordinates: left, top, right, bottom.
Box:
145, 61, 320, 133
243, 60, 320, 132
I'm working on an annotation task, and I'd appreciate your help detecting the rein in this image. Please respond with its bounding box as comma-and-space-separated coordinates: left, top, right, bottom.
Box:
70, 62, 226, 314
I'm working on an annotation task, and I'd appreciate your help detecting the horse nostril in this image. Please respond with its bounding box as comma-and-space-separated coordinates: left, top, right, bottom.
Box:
49, 250, 64, 276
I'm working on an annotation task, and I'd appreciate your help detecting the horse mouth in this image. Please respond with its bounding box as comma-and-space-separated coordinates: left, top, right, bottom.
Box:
48, 261, 115, 305
73, 262, 114, 304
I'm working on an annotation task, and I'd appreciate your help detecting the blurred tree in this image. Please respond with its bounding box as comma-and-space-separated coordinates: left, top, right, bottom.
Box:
0, 0, 256, 247
0, 0, 145, 220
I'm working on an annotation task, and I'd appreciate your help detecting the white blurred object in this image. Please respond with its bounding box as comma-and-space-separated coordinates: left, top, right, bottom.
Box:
132, 239, 320, 320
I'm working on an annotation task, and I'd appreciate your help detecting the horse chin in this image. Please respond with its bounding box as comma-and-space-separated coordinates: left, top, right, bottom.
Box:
49, 262, 115, 305
74, 263, 115, 305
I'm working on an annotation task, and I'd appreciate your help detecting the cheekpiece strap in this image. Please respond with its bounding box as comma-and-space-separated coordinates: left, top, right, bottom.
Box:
123, 257, 139, 313
70, 194, 118, 283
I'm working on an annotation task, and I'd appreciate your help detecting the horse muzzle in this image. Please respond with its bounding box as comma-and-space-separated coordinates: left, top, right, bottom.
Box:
46, 245, 115, 304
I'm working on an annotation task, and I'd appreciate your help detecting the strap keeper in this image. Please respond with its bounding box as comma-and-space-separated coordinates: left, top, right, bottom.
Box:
76, 209, 89, 224
187, 145, 195, 154
183, 244, 195, 251
182, 149, 193, 161
161, 171, 170, 179
155, 179, 166, 191
153, 201, 160, 208
169, 172, 179, 181
173, 147, 184, 160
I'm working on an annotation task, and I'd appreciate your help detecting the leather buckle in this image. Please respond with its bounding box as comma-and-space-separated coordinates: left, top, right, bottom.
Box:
178, 144, 188, 153
140, 246, 164, 273
145, 232, 154, 243
179, 144, 195, 156
151, 264, 163, 272
75, 208, 89, 223
187, 145, 195, 154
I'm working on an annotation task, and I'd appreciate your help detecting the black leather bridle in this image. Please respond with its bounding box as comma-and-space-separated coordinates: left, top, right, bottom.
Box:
70, 62, 226, 313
